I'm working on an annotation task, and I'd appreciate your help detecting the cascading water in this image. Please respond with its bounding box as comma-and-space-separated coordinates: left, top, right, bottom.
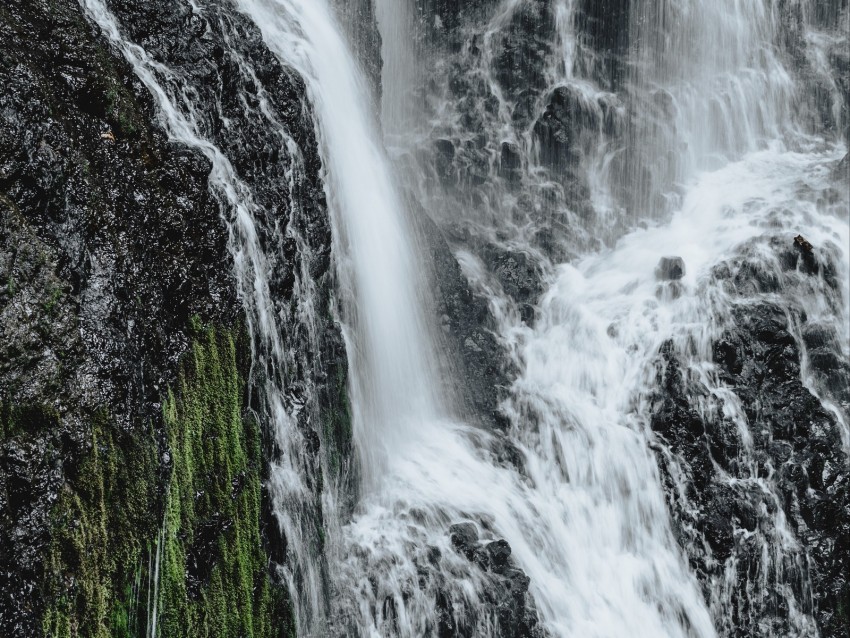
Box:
227, 0, 448, 492
77, 0, 848, 635
241, 2, 721, 636
367, 0, 848, 637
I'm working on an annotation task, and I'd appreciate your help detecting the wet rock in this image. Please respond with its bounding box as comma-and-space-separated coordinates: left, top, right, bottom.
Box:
655, 256, 686, 281
449, 521, 480, 559
415, 209, 513, 432
651, 235, 850, 637
490, 0, 557, 103
533, 85, 598, 173
0, 0, 338, 633
434, 138, 457, 185
833, 153, 849, 182
575, 0, 631, 88
499, 141, 523, 183
489, 249, 544, 311
330, 0, 382, 108
475, 538, 512, 573
443, 525, 543, 637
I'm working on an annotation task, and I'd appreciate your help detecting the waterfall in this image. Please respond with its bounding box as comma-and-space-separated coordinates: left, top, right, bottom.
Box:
76, 0, 848, 636
365, 0, 848, 636
228, 0, 448, 491
235, 1, 719, 635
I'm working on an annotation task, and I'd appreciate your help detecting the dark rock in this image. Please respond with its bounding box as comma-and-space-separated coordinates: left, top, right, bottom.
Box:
449, 521, 480, 559
651, 235, 850, 637
330, 0, 382, 109
490, 0, 557, 103
575, 0, 631, 88
499, 141, 523, 182
476, 538, 512, 573
443, 524, 543, 637
533, 85, 599, 173
414, 206, 513, 433
655, 256, 686, 281
0, 0, 343, 633
434, 138, 458, 185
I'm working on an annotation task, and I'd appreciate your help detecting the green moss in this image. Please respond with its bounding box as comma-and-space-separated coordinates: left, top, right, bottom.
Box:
104, 79, 139, 138
41, 411, 160, 638
35, 323, 294, 637
43, 285, 64, 315
158, 324, 292, 638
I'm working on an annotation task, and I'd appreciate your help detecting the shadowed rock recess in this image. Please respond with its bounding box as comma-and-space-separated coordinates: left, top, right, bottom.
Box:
1, 0, 849, 637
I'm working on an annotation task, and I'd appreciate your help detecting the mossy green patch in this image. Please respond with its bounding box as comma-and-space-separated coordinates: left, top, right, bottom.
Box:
36, 323, 294, 637
0, 402, 59, 440
158, 324, 292, 638
41, 411, 159, 638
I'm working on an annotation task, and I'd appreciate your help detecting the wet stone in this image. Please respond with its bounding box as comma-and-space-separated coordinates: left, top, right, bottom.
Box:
655, 256, 686, 281
449, 521, 480, 559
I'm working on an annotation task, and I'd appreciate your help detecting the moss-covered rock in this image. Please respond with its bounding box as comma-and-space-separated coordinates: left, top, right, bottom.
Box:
158, 325, 293, 638
41, 411, 158, 638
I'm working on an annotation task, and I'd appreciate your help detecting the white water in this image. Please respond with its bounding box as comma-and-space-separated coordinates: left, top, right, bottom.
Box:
228, 0, 447, 495
241, 1, 721, 635
365, 0, 849, 636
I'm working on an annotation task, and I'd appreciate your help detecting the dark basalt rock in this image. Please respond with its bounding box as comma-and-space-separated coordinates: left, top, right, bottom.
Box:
0, 0, 344, 634
415, 205, 514, 433
574, 0, 631, 89
533, 85, 599, 173
490, 0, 557, 103
449, 521, 480, 559
0, 0, 238, 630
499, 141, 523, 183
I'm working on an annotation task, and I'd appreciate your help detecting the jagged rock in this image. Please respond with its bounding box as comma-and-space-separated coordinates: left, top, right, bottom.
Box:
0, 0, 341, 634
490, 0, 556, 103
476, 538, 512, 572
499, 141, 523, 182
450, 522, 480, 557
443, 524, 543, 637
650, 234, 850, 638
575, 0, 631, 88
415, 208, 513, 432
533, 85, 598, 173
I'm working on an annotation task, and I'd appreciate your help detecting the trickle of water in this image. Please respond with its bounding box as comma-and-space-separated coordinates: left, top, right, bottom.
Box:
78, 0, 334, 631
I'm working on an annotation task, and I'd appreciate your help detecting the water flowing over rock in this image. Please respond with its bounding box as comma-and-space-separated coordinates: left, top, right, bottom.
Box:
1, 0, 848, 637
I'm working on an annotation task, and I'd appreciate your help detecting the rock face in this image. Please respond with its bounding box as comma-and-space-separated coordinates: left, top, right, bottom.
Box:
0, 1, 233, 631
650, 235, 850, 637
0, 0, 348, 635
